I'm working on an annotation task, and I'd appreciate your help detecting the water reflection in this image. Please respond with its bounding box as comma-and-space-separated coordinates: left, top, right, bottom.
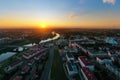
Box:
0, 52, 16, 62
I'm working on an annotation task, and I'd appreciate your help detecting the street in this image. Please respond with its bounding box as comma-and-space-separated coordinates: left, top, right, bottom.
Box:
40, 45, 54, 80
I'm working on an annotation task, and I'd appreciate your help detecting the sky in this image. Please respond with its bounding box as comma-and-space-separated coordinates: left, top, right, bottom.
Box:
0, 0, 120, 29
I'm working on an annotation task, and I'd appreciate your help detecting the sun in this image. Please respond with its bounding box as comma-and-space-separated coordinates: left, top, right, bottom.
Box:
41, 23, 46, 28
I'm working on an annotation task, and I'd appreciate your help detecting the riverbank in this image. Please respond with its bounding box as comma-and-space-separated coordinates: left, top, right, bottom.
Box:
0, 32, 60, 80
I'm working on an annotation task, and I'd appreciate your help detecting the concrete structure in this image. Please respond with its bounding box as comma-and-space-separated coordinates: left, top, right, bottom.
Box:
30, 45, 44, 51
105, 63, 120, 79
13, 76, 23, 80
105, 37, 118, 45
80, 67, 97, 80
28, 59, 35, 65
78, 56, 94, 71
34, 52, 43, 60
66, 61, 78, 76
70, 39, 95, 45
23, 47, 47, 59
108, 50, 120, 61
4, 61, 23, 72
96, 56, 112, 64
21, 65, 30, 74
96, 55, 120, 80
0, 37, 11, 44
66, 53, 74, 61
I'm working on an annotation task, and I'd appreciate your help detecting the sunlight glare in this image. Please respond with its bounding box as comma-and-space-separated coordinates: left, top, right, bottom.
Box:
41, 23, 46, 28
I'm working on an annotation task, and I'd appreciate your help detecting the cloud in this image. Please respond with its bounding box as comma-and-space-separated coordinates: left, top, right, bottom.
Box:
102, 0, 116, 5
69, 13, 77, 19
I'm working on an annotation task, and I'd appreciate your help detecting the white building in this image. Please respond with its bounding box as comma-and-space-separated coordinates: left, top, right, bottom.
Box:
5, 61, 23, 72
66, 53, 74, 61
96, 56, 112, 64
66, 61, 78, 76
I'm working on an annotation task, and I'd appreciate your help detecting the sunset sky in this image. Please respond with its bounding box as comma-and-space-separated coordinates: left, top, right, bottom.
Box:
0, 0, 120, 28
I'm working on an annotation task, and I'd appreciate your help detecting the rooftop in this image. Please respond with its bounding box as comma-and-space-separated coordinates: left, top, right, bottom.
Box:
34, 52, 42, 58
66, 53, 74, 58
22, 65, 30, 72
78, 56, 93, 66
67, 62, 78, 72
28, 59, 34, 63
10, 60, 22, 67
13, 76, 22, 80
81, 67, 97, 80
109, 50, 120, 55
96, 56, 110, 60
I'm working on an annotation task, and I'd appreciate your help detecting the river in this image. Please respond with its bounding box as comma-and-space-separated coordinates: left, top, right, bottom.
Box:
0, 32, 60, 62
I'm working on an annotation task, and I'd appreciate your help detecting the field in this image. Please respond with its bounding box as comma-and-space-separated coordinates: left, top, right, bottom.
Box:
51, 48, 68, 80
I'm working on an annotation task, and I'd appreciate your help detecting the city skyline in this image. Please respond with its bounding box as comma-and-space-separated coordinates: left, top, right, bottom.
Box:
0, 0, 120, 29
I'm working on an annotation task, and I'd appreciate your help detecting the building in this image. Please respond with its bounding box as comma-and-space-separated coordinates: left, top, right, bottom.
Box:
23, 51, 35, 59
4, 61, 23, 72
13, 76, 23, 80
96, 55, 120, 80
0, 37, 11, 44
78, 56, 94, 71
21, 65, 30, 74
70, 39, 95, 45
66, 61, 78, 76
108, 50, 120, 56
66, 53, 74, 61
105, 63, 120, 79
34, 52, 43, 60
108, 50, 120, 62
30, 45, 44, 51
23, 48, 47, 59
105, 37, 118, 45
96, 56, 112, 64
28, 59, 35, 65
80, 67, 97, 80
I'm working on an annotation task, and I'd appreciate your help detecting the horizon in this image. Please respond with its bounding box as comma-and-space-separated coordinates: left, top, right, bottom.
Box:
0, 0, 120, 29
0, 26, 120, 30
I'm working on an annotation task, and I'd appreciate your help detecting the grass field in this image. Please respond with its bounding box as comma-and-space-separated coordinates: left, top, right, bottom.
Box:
51, 48, 68, 80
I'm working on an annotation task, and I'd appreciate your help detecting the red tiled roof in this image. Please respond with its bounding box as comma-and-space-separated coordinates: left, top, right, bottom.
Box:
24, 53, 30, 56
114, 57, 120, 62
22, 65, 30, 71
109, 50, 120, 54
29, 59, 34, 63
82, 67, 97, 80
10, 61, 22, 67
13, 76, 22, 80
31, 45, 44, 50
96, 56, 110, 60
23, 51, 34, 57
23, 46, 46, 58
35, 51, 43, 56
78, 56, 93, 66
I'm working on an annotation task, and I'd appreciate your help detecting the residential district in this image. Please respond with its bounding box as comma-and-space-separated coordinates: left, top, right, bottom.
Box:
0, 29, 120, 80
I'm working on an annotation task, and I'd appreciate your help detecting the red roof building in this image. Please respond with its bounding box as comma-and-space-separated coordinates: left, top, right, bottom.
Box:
81, 67, 97, 80
28, 59, 35, 65
78, 56, 94, 71
34, 53, 42, 60
96, 56, 112, 64
21, 65, 30, 74
23, 46, 47, 59
4, 61, 23, 72
13, 76, 22, 80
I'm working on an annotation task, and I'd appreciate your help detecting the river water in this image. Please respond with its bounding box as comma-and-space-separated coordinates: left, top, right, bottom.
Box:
0, 52, 16, 62
0, 32, 60, 62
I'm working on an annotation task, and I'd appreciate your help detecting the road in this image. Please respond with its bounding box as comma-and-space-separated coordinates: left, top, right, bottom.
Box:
40, 45, 54, 80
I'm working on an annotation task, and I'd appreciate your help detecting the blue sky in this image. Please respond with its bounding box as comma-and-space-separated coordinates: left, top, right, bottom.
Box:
0, 0, 120, 28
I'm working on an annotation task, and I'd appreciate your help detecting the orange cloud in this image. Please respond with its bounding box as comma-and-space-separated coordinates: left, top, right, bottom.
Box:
68, 13, 77, 19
